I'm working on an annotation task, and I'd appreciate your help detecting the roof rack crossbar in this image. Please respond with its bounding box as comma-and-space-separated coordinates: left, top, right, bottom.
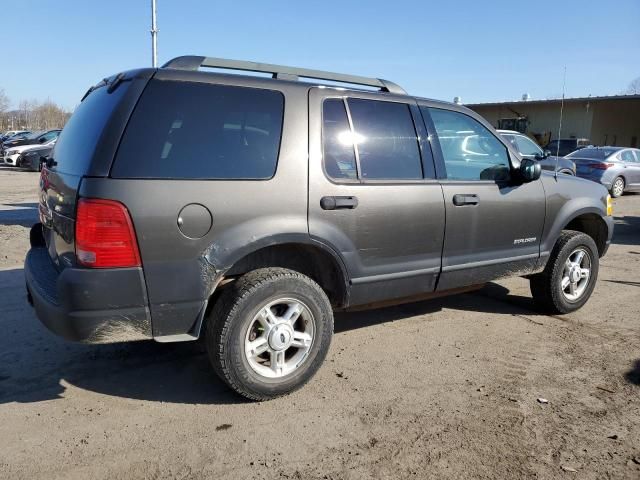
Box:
162, 55, 407, 95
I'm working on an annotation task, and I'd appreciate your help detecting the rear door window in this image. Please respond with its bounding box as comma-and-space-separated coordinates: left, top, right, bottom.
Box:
111, 80, 284, 179
347, 98, 423, 180
620, 150, 635, 162
322, 99, 358, 180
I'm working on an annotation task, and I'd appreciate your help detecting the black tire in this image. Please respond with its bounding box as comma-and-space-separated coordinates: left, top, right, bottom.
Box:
205, 267, 333, 401
610, 176, 625, 198
529, 230, 599, 314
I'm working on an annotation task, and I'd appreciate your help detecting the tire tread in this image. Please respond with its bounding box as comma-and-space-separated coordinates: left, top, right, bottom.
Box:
530, 230, 598, 314
205, 267, 332, 401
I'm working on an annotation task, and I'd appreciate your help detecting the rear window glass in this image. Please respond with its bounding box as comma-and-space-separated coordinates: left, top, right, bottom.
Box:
111, 80, 284, 179
52, 84, 127, 175
567, 148, 616, 159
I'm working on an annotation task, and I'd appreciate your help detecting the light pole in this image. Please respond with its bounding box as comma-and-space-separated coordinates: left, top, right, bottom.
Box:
151, 0, 158, 67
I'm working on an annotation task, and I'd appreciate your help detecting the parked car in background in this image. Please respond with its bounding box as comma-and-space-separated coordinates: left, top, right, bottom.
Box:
546, 138, 591, 157
0, 130, 31, 144
2, 129, 60, 150
2, 138, 57, 166
571, 146, 640, 197
16, 143, 53, 171
498, 130, 576, 175
1, 131, 40, 155
0, 130, 30, 142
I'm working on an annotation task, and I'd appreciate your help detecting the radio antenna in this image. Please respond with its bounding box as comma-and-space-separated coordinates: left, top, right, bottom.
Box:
554, 66, 567, 180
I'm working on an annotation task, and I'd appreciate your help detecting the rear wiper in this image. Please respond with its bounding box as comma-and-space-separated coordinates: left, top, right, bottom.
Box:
107, 73, 126, 94
80, 74, 123, 102
80, 86, 94, 102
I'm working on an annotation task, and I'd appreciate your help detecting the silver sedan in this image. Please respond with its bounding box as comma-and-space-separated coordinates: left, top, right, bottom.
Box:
570, 147, 640, 197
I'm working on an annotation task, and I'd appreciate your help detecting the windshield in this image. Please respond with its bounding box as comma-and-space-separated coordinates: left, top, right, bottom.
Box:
567, 148, 618, 159
514, 135, 543, 156
24, 131, 42, 140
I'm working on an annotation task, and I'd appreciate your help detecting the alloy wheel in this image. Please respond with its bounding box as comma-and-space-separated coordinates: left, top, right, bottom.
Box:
561, 248, 592, 301
613, 178, 624, 197
244, 298, 315, 378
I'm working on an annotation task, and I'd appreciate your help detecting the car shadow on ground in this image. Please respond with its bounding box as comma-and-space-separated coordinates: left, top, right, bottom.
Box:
0, 202, 39, 227
0, 266, 556, 406
625, 360, 640, 386
612, 215, 640, 247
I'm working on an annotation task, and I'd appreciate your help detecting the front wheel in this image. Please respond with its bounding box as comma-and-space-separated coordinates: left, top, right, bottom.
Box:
205, 268, 333, 401
530, 231, 599, 314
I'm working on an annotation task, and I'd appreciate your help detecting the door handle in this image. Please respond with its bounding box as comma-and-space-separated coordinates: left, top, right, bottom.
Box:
320, 196, 358, 210
453, 194, 479, 206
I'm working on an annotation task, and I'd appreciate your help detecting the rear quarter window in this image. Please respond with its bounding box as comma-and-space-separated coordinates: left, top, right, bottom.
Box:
52, 84, 127, 175
111, 80, 284, 179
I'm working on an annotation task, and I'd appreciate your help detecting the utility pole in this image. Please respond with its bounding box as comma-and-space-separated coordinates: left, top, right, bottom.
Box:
151, 0, 158, 67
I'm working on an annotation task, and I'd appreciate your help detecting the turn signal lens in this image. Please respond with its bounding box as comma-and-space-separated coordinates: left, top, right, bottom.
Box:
606, 195, 613, 216
75, 198, 141, 268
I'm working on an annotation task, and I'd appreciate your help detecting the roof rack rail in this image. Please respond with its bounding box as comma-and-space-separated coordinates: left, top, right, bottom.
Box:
162, 55, 407, 95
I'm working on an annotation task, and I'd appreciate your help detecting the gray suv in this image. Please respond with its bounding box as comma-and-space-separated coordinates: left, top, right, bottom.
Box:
25, 56, 614, 400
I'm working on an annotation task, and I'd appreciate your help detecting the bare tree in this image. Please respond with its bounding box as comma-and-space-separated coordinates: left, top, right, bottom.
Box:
0, 92, 70, 131
0, 88, 9, 115
623, 77, 640, 95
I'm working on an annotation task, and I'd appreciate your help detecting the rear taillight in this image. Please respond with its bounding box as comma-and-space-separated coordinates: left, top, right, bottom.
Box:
75, 198, 141, 268
589, 162, 614, 170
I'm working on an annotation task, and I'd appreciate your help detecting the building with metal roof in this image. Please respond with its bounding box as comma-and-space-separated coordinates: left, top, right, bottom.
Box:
467, 94, 640, 148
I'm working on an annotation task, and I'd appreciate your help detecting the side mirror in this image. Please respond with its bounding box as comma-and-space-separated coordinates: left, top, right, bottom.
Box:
520, 158, 542, 182
534, 150, 551, 160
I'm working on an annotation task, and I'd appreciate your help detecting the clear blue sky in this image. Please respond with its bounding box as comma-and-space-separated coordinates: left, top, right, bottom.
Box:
3, 0, 639, 111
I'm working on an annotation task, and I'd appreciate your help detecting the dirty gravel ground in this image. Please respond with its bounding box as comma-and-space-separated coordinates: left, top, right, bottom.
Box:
0, 166, 638, 479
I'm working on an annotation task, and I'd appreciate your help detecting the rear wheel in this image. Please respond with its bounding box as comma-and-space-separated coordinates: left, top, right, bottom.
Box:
530, 231, 599, 314
205, 268, 333, 401
610, 176, 625, 198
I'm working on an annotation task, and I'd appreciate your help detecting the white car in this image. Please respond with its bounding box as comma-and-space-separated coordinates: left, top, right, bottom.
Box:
2, 130, 29, 139
2, 138, 57, 166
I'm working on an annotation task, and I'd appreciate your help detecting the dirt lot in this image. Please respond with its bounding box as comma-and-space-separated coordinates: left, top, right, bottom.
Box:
0, 166, 638, 479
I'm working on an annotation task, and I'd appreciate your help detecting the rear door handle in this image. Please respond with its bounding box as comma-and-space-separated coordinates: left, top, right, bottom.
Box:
453, 194, 479, 206
320, 196, 358, 210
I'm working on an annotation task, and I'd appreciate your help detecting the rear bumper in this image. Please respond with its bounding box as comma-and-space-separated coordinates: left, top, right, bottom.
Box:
25, 225, 152, 343
576, 172, 614, 190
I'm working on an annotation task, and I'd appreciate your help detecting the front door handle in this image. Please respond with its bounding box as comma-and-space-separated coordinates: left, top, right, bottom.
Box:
453, 194, 479, 206
320, 196, 358, 210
